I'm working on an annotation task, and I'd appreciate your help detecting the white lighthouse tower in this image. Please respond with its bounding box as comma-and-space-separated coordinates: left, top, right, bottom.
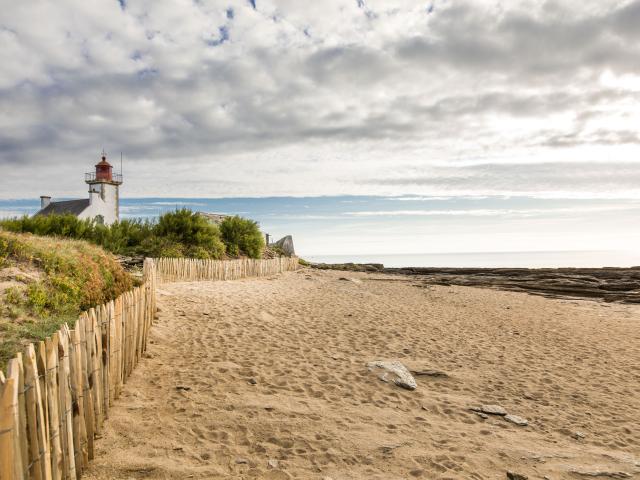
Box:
82, 154, 122, 224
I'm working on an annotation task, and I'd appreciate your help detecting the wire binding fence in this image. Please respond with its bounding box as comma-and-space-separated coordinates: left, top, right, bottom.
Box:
0, 258, 157, 480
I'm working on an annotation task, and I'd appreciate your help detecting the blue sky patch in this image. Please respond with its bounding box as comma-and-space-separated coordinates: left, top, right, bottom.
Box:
207, 25, 230, 46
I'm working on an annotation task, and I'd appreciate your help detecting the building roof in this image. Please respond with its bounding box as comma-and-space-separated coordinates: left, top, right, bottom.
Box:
96, 155, 112, 167
35, 199, 90, 217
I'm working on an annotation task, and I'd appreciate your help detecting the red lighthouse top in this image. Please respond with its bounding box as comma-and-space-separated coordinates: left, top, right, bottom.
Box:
85, 152, 123, 185
95, 155, 113, 181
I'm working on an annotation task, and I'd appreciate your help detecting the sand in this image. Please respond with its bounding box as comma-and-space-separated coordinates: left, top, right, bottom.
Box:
84, 268, 640, 479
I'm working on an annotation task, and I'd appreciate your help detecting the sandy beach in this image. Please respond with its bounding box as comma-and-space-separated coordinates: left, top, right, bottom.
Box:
84, 268, 640, 480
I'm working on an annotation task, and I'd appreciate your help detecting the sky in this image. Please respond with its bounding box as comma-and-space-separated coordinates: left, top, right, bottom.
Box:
1, 0, 640, 263
1, 0, 640, 199
2, 195, 640, 264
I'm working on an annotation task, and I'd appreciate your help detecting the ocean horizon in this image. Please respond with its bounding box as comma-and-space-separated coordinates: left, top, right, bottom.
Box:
305, 251, 640, 269
2, 195, 640, 268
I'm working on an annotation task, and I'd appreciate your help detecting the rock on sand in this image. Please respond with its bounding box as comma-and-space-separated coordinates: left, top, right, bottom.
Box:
367, 360, 417, 390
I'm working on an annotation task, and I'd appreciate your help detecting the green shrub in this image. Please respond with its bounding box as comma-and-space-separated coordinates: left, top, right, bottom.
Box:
0, 209, 266, 259
0, 214, 94, 239
153, 208, 225, 258
186, 246, 213, 259
4, 287, 23, 305
0, 215, 157, 256
219, 216, 265, 259
26, 283, 49, 314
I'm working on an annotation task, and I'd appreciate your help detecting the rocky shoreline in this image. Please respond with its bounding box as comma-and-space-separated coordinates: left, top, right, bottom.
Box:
311, 262, 640, 304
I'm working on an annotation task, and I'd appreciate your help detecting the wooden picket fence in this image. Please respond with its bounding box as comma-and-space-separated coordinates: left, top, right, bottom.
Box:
0, 256, 298, 479
0, 258, 157, 480
154, 256, 300, 283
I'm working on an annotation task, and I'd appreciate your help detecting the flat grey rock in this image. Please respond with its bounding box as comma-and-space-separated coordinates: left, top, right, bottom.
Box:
367, 360, 417, 390
504, 414, 528, 426
481, 404, 508, 415
471, 404, 508, 416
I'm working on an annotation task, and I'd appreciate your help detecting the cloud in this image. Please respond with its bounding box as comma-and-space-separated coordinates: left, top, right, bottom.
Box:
0, 0, 639, 198
365, 161, 640, 197
345, 204, 640, 218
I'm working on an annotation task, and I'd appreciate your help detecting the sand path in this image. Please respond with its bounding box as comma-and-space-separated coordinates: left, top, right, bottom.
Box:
84, 268, 640, 479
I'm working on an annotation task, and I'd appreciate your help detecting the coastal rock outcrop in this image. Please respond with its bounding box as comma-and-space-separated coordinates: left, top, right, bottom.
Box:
271, 235, 296, 256
313, 262, 385, 273
385, 266, 640, 303
311, 264, 640, 303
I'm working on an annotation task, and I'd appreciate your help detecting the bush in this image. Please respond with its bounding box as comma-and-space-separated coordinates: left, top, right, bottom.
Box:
2, 214, 95, 239
93, 219, 155, 254
154, 209, 225, 259
219, 216, 265, 259
0, 209, 267, 259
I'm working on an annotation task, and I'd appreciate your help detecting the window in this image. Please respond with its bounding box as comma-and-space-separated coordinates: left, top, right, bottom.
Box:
95, 215, 105, 225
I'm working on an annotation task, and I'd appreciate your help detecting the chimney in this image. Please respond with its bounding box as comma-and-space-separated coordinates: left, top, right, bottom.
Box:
40, 196, 51, 209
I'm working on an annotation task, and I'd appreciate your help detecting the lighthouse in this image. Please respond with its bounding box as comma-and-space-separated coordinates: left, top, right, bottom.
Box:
84, 154, 122, 224
35, 152, 123, 225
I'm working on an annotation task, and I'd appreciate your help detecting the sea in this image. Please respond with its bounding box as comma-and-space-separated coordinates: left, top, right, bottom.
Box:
1, 195, 639, 268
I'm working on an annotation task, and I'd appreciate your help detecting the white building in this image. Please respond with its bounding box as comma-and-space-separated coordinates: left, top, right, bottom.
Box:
36, 154, 122, 225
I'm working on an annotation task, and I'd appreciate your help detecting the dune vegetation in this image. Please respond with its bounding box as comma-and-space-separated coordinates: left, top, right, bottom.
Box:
0, 230, 133, 365
0, 208, 266, 260
0, 209, 269, 365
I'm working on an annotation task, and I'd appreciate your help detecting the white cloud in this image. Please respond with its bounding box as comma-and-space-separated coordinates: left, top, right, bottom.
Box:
344, 204, 640, 217
1, 0, 639, 199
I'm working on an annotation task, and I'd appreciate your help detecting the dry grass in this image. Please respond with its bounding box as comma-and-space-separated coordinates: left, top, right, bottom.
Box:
0, 230, 133, 366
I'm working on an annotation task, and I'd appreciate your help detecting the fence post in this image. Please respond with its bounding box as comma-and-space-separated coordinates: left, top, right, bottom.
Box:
24, 343, 51, 480
7, 356, 28, 479
0, 371, 17, 480
45, 335, 63, 480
